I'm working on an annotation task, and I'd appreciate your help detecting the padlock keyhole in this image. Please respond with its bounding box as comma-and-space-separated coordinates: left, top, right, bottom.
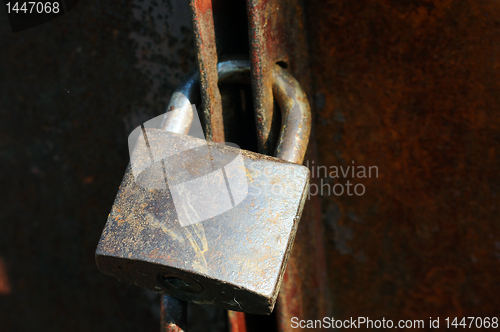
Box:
161, 275, 203, 294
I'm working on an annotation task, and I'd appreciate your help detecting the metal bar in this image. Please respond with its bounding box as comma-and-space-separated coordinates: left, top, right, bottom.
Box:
161, 295, 188, 332
246, 0, 310, 155
188, 0, 224, 143
246, 0, 275, 155
228, 311, 247, 332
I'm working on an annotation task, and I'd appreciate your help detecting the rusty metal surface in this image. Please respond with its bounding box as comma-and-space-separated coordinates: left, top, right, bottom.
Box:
188, 0, 224, 142
246, 0, 310, 155
189, 0, 253, 145
6, 0, 498, 330
161, 295, 187, 332
306, 0, 500, 325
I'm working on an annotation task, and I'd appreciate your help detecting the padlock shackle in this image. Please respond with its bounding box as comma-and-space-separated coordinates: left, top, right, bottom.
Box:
162, 60, 311, 164
160, 68, 200, 135
272, 65, 311, 164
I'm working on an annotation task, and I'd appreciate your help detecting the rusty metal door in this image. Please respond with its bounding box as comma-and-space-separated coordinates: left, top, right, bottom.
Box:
1, 0, 499, 331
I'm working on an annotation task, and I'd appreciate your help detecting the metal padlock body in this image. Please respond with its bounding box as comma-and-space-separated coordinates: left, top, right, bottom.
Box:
96, 60, 311, 315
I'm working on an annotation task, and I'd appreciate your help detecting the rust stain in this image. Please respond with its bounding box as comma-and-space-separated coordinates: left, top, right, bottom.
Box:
82, 176, 94, 184
0, 258, 11, 295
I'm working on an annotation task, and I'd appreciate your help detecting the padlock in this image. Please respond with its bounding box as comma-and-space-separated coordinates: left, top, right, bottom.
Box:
95, 60, 311, 315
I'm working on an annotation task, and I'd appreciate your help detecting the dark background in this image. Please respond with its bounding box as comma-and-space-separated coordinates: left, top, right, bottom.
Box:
1, 0, 499, 331
0, 0, 198, 330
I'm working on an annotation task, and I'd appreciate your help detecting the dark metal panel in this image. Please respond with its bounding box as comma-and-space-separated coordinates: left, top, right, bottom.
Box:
307, 0, 500, 323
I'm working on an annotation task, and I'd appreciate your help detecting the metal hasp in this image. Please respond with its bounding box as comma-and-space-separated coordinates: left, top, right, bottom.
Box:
95, 60, 311, 315
188, 0, 310, 153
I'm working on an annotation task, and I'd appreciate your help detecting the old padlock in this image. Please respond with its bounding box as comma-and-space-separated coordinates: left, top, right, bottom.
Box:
95, 60, 311, 315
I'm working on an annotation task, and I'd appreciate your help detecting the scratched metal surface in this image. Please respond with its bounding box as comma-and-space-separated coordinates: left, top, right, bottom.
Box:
0, 0, 226, 330
307, 0, 500, 325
